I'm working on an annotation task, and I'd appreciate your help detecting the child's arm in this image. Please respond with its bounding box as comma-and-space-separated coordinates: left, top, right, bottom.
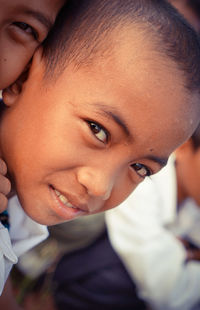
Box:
0, 277, 22, 310
178, 237, 200, 261
0, 158, 11, 212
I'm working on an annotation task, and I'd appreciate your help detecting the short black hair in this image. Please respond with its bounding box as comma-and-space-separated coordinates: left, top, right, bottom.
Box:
43, 0, 200, 92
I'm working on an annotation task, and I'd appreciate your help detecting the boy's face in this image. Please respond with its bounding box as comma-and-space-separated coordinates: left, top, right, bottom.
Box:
0, 0, 65, 89
0, 29, 198, 225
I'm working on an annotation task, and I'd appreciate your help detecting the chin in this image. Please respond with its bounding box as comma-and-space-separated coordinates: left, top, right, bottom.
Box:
16, 195, 46, 224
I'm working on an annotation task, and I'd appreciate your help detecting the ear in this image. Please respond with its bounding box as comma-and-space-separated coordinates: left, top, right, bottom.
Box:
2, 47, 43, 107
2, 66, 29, 107
175, 139, 194, 160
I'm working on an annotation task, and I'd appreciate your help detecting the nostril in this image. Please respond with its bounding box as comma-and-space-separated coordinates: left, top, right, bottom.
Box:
77, 167, 113, 199
88, 186, 112, 200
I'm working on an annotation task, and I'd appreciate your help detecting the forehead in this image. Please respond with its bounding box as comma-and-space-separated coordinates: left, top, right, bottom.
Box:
54, 28, 193, 129
57, 25, 186, 104
26, 26, 197, 157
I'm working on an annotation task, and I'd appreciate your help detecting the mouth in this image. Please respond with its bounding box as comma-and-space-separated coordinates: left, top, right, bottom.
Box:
54, 188, 77, 209
49, 185, 87, 221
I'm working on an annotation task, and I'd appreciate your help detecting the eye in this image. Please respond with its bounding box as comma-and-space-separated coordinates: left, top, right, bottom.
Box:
131, 163, 151, 178
12, 22, 38, 40
87, 121, 109, 143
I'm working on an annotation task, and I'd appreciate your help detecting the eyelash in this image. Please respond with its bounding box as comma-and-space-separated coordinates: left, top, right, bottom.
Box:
131, 163, 152, 178
86, 120, 152, 178
86, 120, 109, 144
12, 22, 38, 40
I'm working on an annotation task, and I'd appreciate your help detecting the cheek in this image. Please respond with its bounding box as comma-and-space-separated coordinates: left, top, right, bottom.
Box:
103, 174, 142, 212
182, 162, 199, 199
0, 40, 34, 88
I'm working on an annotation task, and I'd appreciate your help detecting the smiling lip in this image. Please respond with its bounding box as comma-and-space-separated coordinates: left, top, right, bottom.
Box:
49, 185, 88, 220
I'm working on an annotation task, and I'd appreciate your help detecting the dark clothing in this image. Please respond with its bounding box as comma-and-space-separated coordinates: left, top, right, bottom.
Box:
53, 230, 147, 310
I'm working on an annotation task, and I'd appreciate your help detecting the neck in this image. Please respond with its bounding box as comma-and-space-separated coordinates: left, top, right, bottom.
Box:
175, 163, 188, 205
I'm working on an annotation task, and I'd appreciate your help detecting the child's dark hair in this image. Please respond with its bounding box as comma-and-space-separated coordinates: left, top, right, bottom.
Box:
43, 0, 200, 92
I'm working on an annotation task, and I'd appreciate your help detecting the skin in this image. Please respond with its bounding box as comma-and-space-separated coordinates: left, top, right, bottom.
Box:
0, 28, 199, 226
0, 279, 22, 310
0, 0, 65, 90
175, 141, 200, 261
0, 0, 65, 212
170, 0, 200, 33
176, 140, 200, 206
0, 158, 10, 210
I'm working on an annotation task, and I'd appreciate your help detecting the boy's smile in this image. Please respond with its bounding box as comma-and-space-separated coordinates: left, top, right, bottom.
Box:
0, 0, 65, 89
0, 28, 199, 225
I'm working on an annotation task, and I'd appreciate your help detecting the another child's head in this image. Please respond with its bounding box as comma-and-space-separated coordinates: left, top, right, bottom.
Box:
175, 124, 200, 205
0, 0, 65, 89
1, 0, 200, 225
170, 0, 200, 33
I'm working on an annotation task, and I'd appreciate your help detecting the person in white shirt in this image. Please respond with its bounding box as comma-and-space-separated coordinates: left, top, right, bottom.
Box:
106, 124, 200, 310
0, 0, 65, 212
0, 1, 66, 308
0, 196, 48, 295
1, 0, 200, 308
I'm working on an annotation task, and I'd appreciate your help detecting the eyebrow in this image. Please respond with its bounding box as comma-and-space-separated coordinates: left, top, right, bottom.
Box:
22, 9, 54, 30
144, 155, 168, 168
92, 103, 168, 168
94, 103, 131, 137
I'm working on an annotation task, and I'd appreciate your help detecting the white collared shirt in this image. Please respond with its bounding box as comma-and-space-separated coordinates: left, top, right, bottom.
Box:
106, 158, 200, 310
0, 196, 48, 295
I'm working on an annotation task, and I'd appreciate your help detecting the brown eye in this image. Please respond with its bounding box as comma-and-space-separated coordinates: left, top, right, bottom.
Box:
12, 22, 38, 40
132, 163, 151, 178
87, 121, 108, 143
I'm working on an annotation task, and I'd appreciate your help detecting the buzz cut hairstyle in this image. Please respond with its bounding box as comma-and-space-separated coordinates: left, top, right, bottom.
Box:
42, 0, 200, 93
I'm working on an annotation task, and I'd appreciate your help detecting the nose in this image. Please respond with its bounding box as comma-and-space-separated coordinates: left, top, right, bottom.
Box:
77, 167, 114, 200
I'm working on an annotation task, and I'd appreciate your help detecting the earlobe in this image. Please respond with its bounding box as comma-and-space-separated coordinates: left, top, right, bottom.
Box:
2, 63, 30, 107
2, 82, 21, 107
2, 47, 44, 107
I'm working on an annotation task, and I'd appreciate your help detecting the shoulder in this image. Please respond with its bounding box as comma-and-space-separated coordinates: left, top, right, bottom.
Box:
0, 223, 17, 295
